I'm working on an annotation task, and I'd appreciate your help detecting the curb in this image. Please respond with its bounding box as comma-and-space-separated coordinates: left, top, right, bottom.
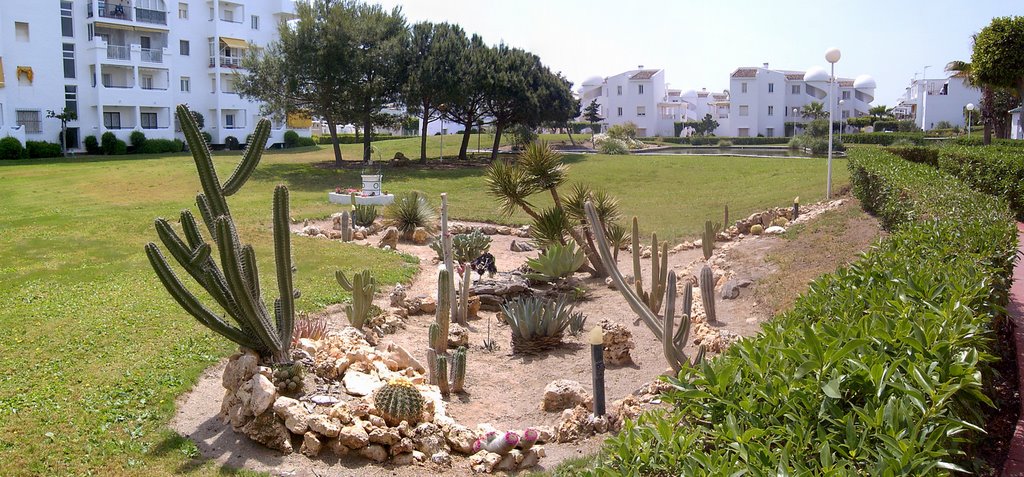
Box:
1002, 222, 1024, 476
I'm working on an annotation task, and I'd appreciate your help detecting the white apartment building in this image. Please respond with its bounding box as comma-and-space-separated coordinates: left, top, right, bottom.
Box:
0, 0, 299, 151
577, 68, 690, 137
892, 74, 980, 130
727, 63, 876, 137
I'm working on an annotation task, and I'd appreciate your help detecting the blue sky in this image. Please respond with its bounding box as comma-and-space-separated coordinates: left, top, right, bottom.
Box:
373, 0, 1023, 106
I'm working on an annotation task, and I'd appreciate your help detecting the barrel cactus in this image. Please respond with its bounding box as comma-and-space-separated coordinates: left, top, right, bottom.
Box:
374, 377, 425, 426
750, 224, 765, 235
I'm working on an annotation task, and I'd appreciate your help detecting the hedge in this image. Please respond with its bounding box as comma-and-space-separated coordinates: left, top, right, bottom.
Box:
137, 139, 184, 154
593, 147, 1016, 475
883, 145, 938, 167
640, 136, 790, 146
314, 134, 408, 145
0, 136, 24, 159
935, 145, 1024, 221
26, 141, 63, 158
842, 132, 926, 146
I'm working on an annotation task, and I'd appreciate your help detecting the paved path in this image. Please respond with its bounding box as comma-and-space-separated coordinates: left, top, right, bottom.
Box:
1003, 222, 1024, 476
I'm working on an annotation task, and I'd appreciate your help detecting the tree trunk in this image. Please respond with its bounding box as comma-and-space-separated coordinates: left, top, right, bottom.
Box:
565, 123, 577, 146
362, 117, 373, 163
458, 120, 473, 160
326, 118, 343, 166
490, 122, 504, 161
420, 106, 430, 164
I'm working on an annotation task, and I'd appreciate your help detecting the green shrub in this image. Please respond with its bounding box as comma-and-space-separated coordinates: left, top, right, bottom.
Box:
25, 141, 63, 158
84, 135, 101, 154
429, 229, 492, 264
788, 135, 845, 154
113, 139, 128, 155
0, 136, 24, 159
284, 130, 299, 147
101, 132, 118, 155
596, 136, 629, 155
883, 145, 938, 166
138, 139, 184, 154
351, 204, 378, 228
716, 139, 732, 148
843, 132, 926, 146
224, 135, 240, 150
294, 136, 316, 147
936, 146, 1024, 220
315, 134, 408, 145
509, 124, 538, 149
383, 191, 437, 237
872, 119, 899, 132
200, 131, 213, 145
606, 122, 638, 140
129, 131, 147, 150
596, 147, 1015, 475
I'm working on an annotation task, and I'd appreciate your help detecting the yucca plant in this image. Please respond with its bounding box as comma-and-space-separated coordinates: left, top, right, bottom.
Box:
524, 242, 587, 282
351, 204, 378, 227
384, 191, 437, 237
530, 207, 572, 249
605, 222, 630, 262
501, 295, 582, 354
145, 104, 296, 363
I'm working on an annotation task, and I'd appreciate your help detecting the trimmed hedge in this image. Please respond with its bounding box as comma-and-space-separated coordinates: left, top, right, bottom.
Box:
936, 145, 1024, 221
314, 134, 407, 145
137, 139, 184, 154
640, 136, 790, 146
26, 141, 63, 158
594, 148, 1016, 475
883, 145, 938, 167
842, 132, 926, 146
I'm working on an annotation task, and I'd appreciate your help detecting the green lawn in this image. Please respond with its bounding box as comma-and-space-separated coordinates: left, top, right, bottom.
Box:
0, 139, 848, 476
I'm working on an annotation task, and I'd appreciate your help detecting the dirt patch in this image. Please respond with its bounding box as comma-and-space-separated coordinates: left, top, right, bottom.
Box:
169, 196, 881, 476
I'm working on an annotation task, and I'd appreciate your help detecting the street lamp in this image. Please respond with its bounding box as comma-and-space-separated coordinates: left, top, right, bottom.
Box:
438, 103, 447, 162
921, 66, 930, 131
824, 47, 841, 200
966, 103, 975, 138
838, 99, 846, 143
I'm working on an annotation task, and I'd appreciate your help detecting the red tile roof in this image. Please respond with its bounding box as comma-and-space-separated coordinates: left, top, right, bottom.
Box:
629, 69, 659, 80
732, 68, 757, 78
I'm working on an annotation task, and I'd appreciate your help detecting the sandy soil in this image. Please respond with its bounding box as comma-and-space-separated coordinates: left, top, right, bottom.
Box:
169, 198, 879, 476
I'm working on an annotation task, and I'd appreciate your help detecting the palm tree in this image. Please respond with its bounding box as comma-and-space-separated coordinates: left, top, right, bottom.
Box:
946, 60, 994, 143
868, 105, 892, 120
801, 102, 827, 120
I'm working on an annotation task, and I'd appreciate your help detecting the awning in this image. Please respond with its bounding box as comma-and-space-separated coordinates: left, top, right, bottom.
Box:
0, 57, 5, 88
16, 66, 32, 84
219, 37, 248, 49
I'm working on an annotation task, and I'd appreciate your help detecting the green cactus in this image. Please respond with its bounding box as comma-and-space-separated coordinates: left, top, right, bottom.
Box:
436, 354, 450, 396
583, 202, 703, 373
702, 220, 721, 261
374, 377, 425, 425
458, 266, 471, 321
428, 268, 452, 386
700, 264, 717, 324
750, 224, 765, 235
724, 204, 729, 229
341, 211, 352, 242
630, 216, 668, 315
336, 270, 377, 328
145, 104, 295, 363
272, 362, 304, 393
451, 346, 467, 393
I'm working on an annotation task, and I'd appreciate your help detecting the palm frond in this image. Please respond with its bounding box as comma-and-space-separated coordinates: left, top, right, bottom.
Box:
519, 141, 568, 191
485, 159, 539, 218
531, 207, 571, 249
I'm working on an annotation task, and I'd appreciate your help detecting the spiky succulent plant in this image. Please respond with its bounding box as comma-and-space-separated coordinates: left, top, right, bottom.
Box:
524, 242, 587, 282
501, 295, 581, 354
374, 377, 425, 426
336, 269, 377, 329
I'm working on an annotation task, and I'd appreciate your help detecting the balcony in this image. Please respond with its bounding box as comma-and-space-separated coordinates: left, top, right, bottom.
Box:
135, 7, 167, 25
210, 56, 243, 68
107, 44, 130, 61
88, 1, 133, 21
140, 48, 163, 63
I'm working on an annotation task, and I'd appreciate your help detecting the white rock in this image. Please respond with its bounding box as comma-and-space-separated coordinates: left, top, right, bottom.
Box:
249, 374, 277, 416
308, 414, 342, 438
343, 371, 383, 397
541, 379, 590, 412
764, 225, 786, 235
359, 444, 388, 463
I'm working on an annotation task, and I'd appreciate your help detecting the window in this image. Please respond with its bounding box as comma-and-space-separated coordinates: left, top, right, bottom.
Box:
741, 82, 747, 93
222, 9, 233, 22
636, 106, 646, 117
251, 15, 259, 30
842, 110, 850, 119
209, 6, 214, 20
767, 105, 774, 116
180, 40, 190, 56
87, 23, 93, 40
617, 107, 623, 117
65, 85, 78, 116
638, 84, 644, 95
768, 83, 774, 93
15, 22, 29, 42
842, 91, 851, 100
61, 1, 74, 37
225, 113, 235, 128
739, 105, 749, 116
211, 77, 216, 93
63, 43, 76, 79
103, 112, 121, 129
180, 76, 190, 92
766, 127, 775, 138
16, 110, 41, 133
791, 84, 800, 94
140, 75, 154, 89
178, 2, 188, 19
616, 85, 622, 96
738, 128, 749, 137
141, 112, 158, 129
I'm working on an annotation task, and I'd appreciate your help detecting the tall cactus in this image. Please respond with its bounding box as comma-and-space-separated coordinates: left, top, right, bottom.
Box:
584, 203, 703, 373
700, 264, 717, 324
336, 270, 377, 328
341, 211, 352, 242
702, 220, 720, 261
428, 268, 452, 386
440, 193, 463, 324
451, 346, 467, 393
145, 104, 295, 363
630, 217, 668, 314
459, 266, 471, 321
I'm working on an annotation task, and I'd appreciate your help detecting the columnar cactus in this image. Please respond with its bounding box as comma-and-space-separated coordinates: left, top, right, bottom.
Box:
699, 264, 717, 324
428, 268, 451, 386
145, 104, 296, 363
374, 377, 425, 426
458, 266, 471, 322
451, 346, 467, 393
341, 211, 352, 242
702, 220, 720, 261
583, 204, 704, 373
435, 354, 450, 396
630, 217, 668, 315
336, 269, 377, 328
440, 193, 462, 324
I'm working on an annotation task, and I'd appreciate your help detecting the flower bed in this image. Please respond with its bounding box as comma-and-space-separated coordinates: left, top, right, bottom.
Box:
591, 147, 1016, 475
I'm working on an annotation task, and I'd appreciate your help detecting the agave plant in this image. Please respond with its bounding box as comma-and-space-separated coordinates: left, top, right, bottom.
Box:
384, 191, 437, 237
351, 204, 378, 227
524, 242, 587, 282
501, 294, 582, 354
429, 229, 492, 264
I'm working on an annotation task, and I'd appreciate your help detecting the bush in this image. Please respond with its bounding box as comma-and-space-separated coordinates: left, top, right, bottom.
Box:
137, 139, 184, 154
716, 139, 733, 147
873, 119, 899, 132
934, 120, 954, 130
351, 204, 378, 227
0, 136, 24, 159
594, 135, 629, 155
129, 131, 147, 150
606, 122, 638, 140
788, 135, 845, 154
224, 135, 240, 150
84, 135, 101, 154
843, 132, 925, 146
597, 147, 1016, 475
429, 229, 492, 264
200, 131, 213, 145
936, 145, 1024, 220
25, 141, 63, 158
294, 136, 316, 147
315, 134, 409, 145
383, 191, 437, 238
113, 139, 128, 155
101, 132, 118, 155
284, 130, 299, 148
884, 145, 938, 166
509, 124, 538, 149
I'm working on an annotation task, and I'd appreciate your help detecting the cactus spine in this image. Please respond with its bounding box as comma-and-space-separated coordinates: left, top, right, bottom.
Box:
341, 211, 352, 242
630, 217, 668, 314
451, 346, 466, 393
374, 377, 425, 426
584, 204, 703, 373
145, 104, 295, 363
336, 270, 376, 328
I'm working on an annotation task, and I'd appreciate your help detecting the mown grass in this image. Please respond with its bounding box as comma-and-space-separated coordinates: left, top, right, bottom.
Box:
0, 138, 848, 476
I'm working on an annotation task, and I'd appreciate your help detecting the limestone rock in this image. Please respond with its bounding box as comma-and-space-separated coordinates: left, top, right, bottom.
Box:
412, 227, 431, 245
600, 320, 634, 366
328, 230, 343, 240
241, 411, 293, 454
431, 451, 453, 466
390, 437, 415, 455
467, 295, 481, 318
380, 342, 425, 373
378, 226, 399, 250
720, 278, 752, 300
469, 450, 503, 473
542, 379, 591, 412
495, 450, 524, 471
448, 323, 470, 348
273, 396, 310, 434
338, 423, 370, 449
302, 225, 322, 237
369, 426, 402, 446
389, 284, 408, 308
497, 226, 512, 235
301, 432, 322, 457
480, 225, 498, 235
353, 230, 366, 240
764, 225, 786, 235
391, 452, 416, 466
360, 444, 389, 463
509, 240, 534, 252
223, 351, 259, 390
444, 423, 477, 454
414, 423, 449, 455
307, 414, 342, 438
249, 375, 277, 416
324, 437, 350, 456
418, 297, 437, 314
343, 371, 382, 397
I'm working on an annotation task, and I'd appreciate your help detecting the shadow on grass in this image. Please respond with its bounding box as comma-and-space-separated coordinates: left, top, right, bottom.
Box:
250, 161, 491, 194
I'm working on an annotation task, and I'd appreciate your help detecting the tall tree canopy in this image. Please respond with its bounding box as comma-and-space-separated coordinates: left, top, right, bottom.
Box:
405, 22, 468, 163
443, 34, 491, 161
482, 45, 544, 160
970, 16, 1024, 143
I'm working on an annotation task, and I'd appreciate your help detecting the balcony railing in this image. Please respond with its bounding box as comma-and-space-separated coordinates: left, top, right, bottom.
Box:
107, 44, 130, 60
140, 48, 163, 63
140, 85, 168, 91
88, 1, 133, 21
135, 7, 167, 25
210, 56, 243, 68
102, 82, 133, 89
220, 16, 243, 24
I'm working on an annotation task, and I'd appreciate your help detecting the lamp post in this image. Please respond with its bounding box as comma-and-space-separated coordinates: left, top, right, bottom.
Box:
438, 103, 447, 162
825, 47, 841, 200
792, 107, 799, 136
838, 99, 845, 143
921, 66, 930, 131
589, 326, 606, 417
966, 103, 975, 138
